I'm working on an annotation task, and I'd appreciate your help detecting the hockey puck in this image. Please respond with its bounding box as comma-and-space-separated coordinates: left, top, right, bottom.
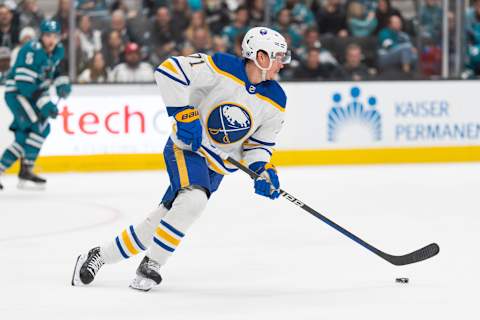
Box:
395, 277, 409, 284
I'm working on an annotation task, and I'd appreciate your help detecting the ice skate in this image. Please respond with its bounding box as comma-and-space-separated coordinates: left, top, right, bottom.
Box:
129, 256, 162, 292
71, 247, 105, 286
17, 162, 46, 190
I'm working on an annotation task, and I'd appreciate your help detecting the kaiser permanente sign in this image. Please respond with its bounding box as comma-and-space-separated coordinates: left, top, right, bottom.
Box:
0, 82, 479, 172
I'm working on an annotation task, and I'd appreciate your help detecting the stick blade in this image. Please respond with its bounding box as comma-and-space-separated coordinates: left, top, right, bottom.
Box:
382, 243, 440, 266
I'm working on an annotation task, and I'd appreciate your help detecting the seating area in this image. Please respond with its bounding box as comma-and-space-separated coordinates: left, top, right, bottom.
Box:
0, 0, 477, 82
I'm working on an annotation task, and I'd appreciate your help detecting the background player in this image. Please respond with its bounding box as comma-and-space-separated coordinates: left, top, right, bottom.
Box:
72, 27, 290, 291
0, 20, 71, 190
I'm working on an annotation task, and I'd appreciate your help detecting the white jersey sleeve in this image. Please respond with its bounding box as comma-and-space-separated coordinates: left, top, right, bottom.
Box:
154, 53, 215, 111
242, 111, 284, 166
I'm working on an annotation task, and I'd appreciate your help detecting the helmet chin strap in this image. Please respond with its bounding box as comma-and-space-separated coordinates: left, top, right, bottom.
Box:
253, 58, 273, 82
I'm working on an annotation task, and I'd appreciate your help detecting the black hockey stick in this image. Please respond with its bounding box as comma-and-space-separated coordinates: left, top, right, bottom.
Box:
203, 145, 440, 266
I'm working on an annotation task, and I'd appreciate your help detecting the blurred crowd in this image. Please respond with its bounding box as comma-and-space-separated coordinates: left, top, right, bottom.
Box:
0, 0, 479, 83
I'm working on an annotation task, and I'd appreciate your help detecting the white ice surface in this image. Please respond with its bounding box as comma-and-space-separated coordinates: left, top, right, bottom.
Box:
0, 163, 478, 319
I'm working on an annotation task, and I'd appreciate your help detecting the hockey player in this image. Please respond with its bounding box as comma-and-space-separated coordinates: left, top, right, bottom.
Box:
72, 27, 290, 291
0, 20, 71, 190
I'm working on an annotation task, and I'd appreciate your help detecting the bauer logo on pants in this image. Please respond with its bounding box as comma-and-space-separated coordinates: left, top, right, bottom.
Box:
207, 102, 252, 144
327, 86, 382, 143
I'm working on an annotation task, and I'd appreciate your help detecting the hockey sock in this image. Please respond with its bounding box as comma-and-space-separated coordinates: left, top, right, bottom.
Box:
148, 188, 208, 265
24, 132, 46, 164
0, 142, 24, 169
100, 205, 169, 264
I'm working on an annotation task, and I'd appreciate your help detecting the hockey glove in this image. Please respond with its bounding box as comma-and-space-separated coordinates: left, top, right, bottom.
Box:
56, 83, 72, 99
175, 108, 202, 151
39, 101, 59, 120
249, 161, 280, 200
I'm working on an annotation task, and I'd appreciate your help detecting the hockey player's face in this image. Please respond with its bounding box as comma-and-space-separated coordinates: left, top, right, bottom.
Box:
42, 33, 60, 53
266, 59, 284, 80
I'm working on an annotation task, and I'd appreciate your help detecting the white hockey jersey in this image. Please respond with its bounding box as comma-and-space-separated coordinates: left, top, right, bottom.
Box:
154, 52, 286, 175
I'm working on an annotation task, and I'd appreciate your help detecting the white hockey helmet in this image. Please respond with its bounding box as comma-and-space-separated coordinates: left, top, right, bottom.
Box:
241, 27, 291, 72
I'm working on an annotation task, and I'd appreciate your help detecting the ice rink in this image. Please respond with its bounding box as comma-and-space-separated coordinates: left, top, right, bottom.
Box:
0, 163, 477, 319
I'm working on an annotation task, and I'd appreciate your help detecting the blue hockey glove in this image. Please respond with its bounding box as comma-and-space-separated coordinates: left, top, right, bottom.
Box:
39, 101, 59, 120
175, 108, 202, 151
249, 161, 280, 200
56, 83, 72, 99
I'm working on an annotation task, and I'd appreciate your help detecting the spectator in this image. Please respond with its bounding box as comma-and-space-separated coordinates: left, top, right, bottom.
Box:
148, 6, 182, 66
221, 6, 249, 52
466, 45, 480, 77
78, 51, 109, 83
316, 0, 348, 38
296, 27, 338, 67
52, 0, 70, 42
102, 30, 125, 69
212, 35, 227, 52
466, 0, 480, 46
333, 43, 373, 80
233, 33, 244, 57
110, 0, 139, 19
184, 11, 211, 45
189, 27, 213, 54
102, 9, 138, 45
171, 0, 191, 35
378, 15, 417, 74
419, 0, 443, 45
10, 26, 36, 67
142, 0, 169, 17
18, 0, 44, 33
109, 42, 154, 82
354, 0, 378, 11
273, 8, 302, 48
204, 0, 230, 36
247, 0, 266, 27
0, 46, 10, 84
77, 14, 102, 62
294, 48, 330, 80
375, 0, 404, 34
0, 4, 19, 49
347, 1, 378, 37
284, 0, 316, 35
465, 0, 480, 76
180, 44, 195, 56
77, 0, 110, 15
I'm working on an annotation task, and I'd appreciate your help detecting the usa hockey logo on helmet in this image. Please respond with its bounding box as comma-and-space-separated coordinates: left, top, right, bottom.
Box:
207, 103, 253, 144
40, 20, 61, 35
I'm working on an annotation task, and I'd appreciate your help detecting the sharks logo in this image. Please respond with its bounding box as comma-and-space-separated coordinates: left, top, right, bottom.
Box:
207, 103, 252, 144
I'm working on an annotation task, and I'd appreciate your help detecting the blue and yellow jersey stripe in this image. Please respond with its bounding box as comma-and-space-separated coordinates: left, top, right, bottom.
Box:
156, 56, 191, 86
199, 145, 238, 175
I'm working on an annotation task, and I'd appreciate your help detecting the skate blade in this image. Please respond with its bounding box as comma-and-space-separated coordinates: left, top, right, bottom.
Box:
129, 276, 158, 292
17, 179, 46, 191
71, 254, 87, 286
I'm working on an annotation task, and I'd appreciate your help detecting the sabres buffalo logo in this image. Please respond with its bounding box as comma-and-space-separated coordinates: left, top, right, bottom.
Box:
207, 102, 252, 144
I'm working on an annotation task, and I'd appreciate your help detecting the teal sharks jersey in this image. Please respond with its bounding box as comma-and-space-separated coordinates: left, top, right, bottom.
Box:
4, 40, 68, 123
5, 40, 66, 99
